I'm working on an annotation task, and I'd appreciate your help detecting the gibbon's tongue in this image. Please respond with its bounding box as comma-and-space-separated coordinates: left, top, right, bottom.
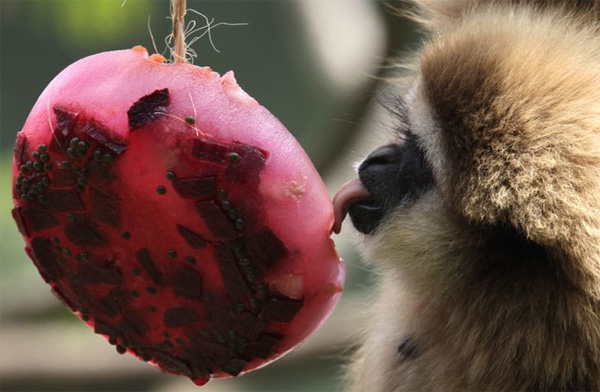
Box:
332, 179, 371, 234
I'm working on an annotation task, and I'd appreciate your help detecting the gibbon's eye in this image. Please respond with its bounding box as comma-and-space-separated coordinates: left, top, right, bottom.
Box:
348, 135, 434, 234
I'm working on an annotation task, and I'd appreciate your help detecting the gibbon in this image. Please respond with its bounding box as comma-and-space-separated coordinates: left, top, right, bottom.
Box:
333, 0, 600, 390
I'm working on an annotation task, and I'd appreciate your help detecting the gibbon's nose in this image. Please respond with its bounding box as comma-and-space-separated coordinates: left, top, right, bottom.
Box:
333, 144, 403, 235
358, 144, 402, 174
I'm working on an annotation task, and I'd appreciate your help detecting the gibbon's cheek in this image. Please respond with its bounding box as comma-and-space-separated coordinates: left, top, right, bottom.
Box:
348, 137, 433, 234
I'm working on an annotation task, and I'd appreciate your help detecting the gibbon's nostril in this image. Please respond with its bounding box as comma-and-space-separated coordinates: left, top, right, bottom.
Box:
358, 144, 402, 174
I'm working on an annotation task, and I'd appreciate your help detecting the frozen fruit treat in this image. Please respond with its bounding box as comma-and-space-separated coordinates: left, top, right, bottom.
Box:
12, 46, 345, 385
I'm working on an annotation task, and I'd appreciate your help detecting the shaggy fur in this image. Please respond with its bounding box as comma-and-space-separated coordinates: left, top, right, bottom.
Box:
348, 1, 600, 390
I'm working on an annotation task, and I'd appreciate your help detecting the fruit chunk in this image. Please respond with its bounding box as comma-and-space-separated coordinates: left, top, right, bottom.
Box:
12, 46, 344, 385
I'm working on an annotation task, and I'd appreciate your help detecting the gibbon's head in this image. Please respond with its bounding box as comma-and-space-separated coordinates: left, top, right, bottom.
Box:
334, 0, 600, 293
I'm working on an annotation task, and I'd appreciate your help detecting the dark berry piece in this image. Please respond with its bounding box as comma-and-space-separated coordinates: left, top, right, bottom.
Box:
90, 188, 121, 228
46, 189, 85, 212
196, 201, 236, 239
64, 215, 108, 246
29, 237, 62, 282
172, 176, 215, 199
164, 306, 199, 328
128, 88, 170, 129
251, 334, 283, 359
214, 243, 252, 301
13, 205, 59, 233
177, 225, 208, 249
168, 264, 203, 300
135, 248, 166, 286
222, 358, 248, 377
78, 263, 122, 285
259, 297, 304, 323
81, 120, 127, 155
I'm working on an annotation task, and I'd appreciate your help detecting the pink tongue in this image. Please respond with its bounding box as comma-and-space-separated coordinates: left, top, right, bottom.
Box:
332, 179, 371, 234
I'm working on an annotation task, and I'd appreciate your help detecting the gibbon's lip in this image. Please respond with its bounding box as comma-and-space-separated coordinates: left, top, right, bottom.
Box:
332, 179, 372, 234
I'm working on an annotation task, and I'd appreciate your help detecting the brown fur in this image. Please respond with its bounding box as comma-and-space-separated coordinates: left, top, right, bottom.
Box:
409, 0, 600, 29
348, 1, 600, 390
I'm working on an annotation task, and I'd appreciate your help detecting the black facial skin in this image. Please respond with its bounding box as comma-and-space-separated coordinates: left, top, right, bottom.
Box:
349, 134, 434, 234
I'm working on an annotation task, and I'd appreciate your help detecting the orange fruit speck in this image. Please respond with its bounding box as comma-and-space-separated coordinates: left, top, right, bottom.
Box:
131, 45, 147, 53
149, 54, 167, 63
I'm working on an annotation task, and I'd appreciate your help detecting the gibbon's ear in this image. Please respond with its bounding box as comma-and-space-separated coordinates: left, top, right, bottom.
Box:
407, 0, 600, 31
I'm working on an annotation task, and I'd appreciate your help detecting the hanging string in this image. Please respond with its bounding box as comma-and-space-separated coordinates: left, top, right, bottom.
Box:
172, 0, 187, 64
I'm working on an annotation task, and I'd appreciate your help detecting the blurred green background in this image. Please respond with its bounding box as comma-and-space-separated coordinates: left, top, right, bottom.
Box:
0, 1, 417, 391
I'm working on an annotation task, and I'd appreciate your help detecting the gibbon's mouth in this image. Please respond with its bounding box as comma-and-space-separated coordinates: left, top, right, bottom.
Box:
333, 179, 381, 234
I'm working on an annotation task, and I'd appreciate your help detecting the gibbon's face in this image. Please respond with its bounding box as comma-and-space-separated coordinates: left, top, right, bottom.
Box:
333, 89, 438, 237
338, 130, 433, 235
